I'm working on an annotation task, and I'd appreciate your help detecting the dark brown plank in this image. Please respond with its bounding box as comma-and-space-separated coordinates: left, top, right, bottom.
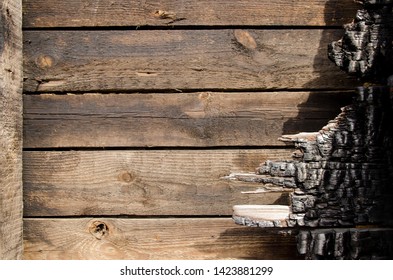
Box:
24, 91, 354, 148
0, 0, 23, 260
23, 29, 359, 92
23, 218, 299, 260
22, 0, 359, 28
23, 150, 294, 217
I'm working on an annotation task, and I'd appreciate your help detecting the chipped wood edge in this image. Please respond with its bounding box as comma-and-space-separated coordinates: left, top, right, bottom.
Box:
233, 205, 291, 228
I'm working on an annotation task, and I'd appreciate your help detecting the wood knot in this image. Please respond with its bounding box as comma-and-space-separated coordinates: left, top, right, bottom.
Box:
89, 221, 109, 240
154, 10, 186, 24
198, 92, 211, 101
35, 54, 55, 69
154, 10, 176, 20
234, 30, 257, 50
119, 171, 135, 183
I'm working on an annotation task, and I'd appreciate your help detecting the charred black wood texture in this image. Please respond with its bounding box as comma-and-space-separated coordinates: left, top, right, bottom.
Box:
232, 0, 393, 259
329, 0, 393, 81
235, 87, 393, 228
297, 228, 393, 260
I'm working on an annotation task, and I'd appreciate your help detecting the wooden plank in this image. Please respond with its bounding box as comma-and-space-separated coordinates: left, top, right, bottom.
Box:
23, 218, 299, 260
22, 0, 359, 28
233, 205, 291, 225
23, 29, 359, 92
23, 150, 294, 217
0, 0, 23, 260
24, 91, 354, 148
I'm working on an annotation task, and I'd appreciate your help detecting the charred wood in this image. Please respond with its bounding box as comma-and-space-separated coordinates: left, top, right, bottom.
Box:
231, 0, 393, 259
233, 86, 393, 228
297, 228, 393, 259
329, 0, 393, 81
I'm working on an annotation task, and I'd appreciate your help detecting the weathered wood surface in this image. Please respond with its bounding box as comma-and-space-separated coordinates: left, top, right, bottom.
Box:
23, 218, 299, 260
22, 0, 359, 28
0, 0, 23, 260
23, 150, 293, 217
23, 29, 359, 93
24, 91, 354, 148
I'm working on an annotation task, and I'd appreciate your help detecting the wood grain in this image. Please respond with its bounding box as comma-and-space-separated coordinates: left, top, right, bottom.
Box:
23, 149, 295, 217
0, 0, 23, 260
23, 29, 359, 92
23, 218, 300, 259
22, 0, 359, 28
23, 91, 354, 148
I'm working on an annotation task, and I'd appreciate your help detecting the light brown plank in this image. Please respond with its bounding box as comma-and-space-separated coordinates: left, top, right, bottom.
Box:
22, 0, 359, 28
0, 0, 23, 260
23, 218, 299, 260
24, 91, 354, 148
23, 150, 294, 217
23, 29, 359, 92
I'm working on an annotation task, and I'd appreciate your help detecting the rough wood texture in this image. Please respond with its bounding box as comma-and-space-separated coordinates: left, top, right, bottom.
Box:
23, 150, 293, 217
232, 87, 393, 228
329, 0, 393, 80
23, 91, 354, 148
23, 29, 359, 93
23, 218, 299, 260
297, 228, 393, 259
233, 205, 291, 227
228, 0, 393, 260
22, 0, 359, 28
231, 0, 393, 230
0, 0, 23, 260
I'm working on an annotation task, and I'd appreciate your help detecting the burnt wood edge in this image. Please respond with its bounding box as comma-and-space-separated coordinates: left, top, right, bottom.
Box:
230, 0, 393, 259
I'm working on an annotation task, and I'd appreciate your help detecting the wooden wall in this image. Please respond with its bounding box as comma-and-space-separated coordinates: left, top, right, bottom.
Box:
22, 0, 360, 259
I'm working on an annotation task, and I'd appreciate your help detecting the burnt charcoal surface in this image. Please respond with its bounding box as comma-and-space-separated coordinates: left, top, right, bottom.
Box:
297, 228, 393, 259
254, 87, 393, 227
329, 0, 393, 81
232, 0, 393, 260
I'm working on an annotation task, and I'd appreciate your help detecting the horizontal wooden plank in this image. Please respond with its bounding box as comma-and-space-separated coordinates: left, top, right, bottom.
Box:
24, 91, 354, 148
23, 150, 294, 217
22, 0, 359, 28
23, 218, 300, 259
23, 29, 359, 92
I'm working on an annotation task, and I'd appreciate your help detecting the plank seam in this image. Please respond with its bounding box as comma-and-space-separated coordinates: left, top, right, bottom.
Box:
23, 88, 356, 95
22, 146, 295, 152
22, 25, 343, 32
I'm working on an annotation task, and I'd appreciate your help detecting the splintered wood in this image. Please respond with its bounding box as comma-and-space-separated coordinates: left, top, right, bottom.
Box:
232, 87, 393, 229
232, 87, 393, 227
231, 0, 393, 260
233, 205, 291, 227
